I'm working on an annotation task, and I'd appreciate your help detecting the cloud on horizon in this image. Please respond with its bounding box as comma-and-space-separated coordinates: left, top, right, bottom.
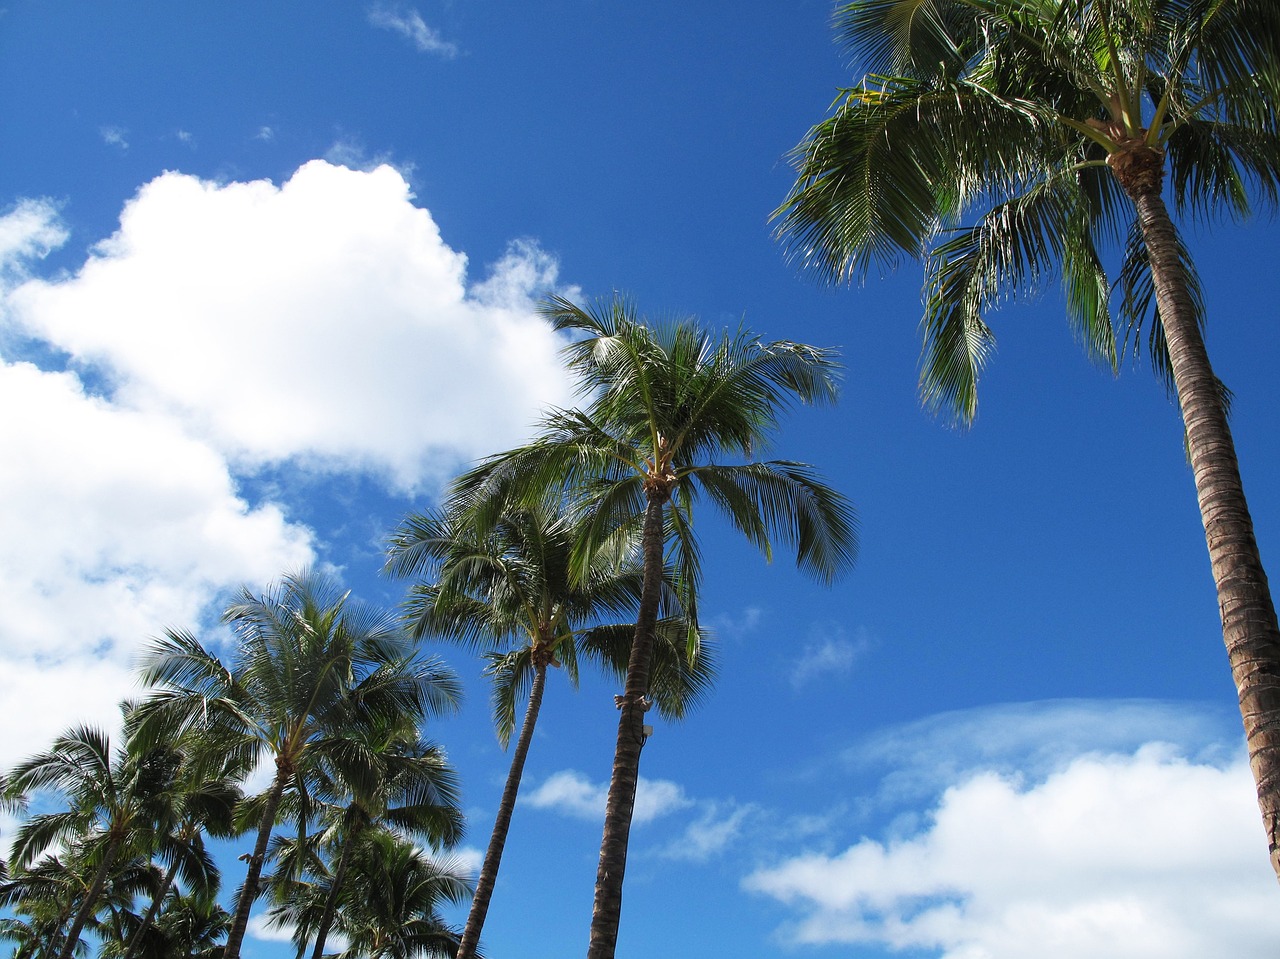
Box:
743, 701, 1273, 959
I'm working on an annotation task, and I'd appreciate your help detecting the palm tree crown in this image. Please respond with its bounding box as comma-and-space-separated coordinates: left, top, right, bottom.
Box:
134, 569, 463, 959
775, 0, 1280, 879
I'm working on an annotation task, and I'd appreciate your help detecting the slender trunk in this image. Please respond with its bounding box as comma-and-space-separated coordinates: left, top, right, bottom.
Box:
224, 760, 291, 959
121, 829, 189, 959
587, 488, 669, 959
456, 653, 551, 959
1130, 181, 1280, 880
311, 810, 363, 959
56, 830, 127, 959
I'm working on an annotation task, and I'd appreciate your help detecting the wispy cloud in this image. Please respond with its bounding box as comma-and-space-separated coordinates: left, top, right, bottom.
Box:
99, 126, 128, 150
790, 624, 872, 689
367, 3, 459, 58
524, 770, 693, 825
660, 801, 759, 862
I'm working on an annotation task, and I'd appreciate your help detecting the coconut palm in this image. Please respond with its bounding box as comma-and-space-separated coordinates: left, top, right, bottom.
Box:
270, 828, 470, 959
453, 295, 858, 959
3, 724, 183, 959
775, 0, 1280, 877
133, 569, 463, 959
385, 502, 714, 959
291, 716, 464, 959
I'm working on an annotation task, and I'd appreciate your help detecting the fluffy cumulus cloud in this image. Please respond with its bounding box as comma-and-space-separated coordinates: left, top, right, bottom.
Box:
745, 742, 1280, 958
7, 160, 574, 489
0, 160, 576, 766
525, 770, 693, 826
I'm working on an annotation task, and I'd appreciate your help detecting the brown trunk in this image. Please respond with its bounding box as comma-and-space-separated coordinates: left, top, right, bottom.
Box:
455, 650, 553, 959
311, 809, 363, 959
587, 487, 669, 959
55, 830, 127, 959
1126, 171, 1280, 881
223, 759, 291, 959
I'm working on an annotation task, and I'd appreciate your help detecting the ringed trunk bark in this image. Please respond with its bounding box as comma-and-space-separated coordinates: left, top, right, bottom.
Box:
455, 652, 552, 959
587, 488, 669, 959
1128, 182, 1280, 881
223, 761, 291, 959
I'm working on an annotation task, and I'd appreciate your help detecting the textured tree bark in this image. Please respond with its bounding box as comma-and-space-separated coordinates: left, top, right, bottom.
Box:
223, 760, 290, 959
587, 487, 669, 959
1127, 167, 1280, 881
456, 652, 552, 959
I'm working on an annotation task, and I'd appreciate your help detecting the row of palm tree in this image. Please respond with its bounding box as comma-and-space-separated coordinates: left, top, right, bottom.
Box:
2, 572, 473, 959
2, 294, 856, 959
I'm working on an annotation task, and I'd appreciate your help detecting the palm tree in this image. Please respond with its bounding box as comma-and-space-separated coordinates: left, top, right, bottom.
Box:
326, 830, 471, 959
454, 295, 858, 959
133, 569, 463, 959
385, 502, 714, 959
4, 724, 181, 959
774, 0, 1280, 878
294, 717, 464, 959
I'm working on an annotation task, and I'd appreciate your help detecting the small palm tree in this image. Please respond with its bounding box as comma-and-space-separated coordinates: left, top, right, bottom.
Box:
455, 295, 858, 959
329, 830, 471, 959
294, 717, 464, 959
134, 569, 463, 959
774, 0, 1280, 877
386, 502, 713, 959
4, 724, 180, 959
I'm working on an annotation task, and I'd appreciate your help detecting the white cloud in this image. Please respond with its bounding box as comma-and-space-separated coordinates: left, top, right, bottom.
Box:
367, 3, 459, 57
100, 126, 128, 150
790, 625, 871, 689
6, 160, 575, 491
661, 801, 758, 862
0, 198, 67, 281
745, 744, 1280, 959
449, 844, 485, 878
0, 358, 314, 767
524, 770, 692, 826
255, 125, 275, 141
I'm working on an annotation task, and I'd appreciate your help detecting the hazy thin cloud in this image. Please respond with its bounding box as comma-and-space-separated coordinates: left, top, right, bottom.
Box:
367, 3, 459, 58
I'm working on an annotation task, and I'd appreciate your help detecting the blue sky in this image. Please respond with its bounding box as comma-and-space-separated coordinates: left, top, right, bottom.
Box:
2, 2, 1280, 957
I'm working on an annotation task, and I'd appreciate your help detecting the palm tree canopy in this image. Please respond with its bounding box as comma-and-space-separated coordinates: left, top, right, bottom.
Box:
775, 0, 1280, 421
386, 501, 716, 745
452, 295, 859, 603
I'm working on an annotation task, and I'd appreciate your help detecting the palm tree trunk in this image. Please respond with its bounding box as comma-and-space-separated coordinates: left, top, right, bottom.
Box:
587, 488, 668, 959
224, 761, 291, 959
456, 653, 551, 959
311, 811, 363, 959
121, 841, 185, 959
56, 830, 126, 959
1131, 183, 1280, 880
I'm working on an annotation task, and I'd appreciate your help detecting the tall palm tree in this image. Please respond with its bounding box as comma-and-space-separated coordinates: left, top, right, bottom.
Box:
775, 0, 1280, 878
4, 724, 181, 959
385, 502, 714, 959
133, 569, 463, 959
454, 295, 858, 959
